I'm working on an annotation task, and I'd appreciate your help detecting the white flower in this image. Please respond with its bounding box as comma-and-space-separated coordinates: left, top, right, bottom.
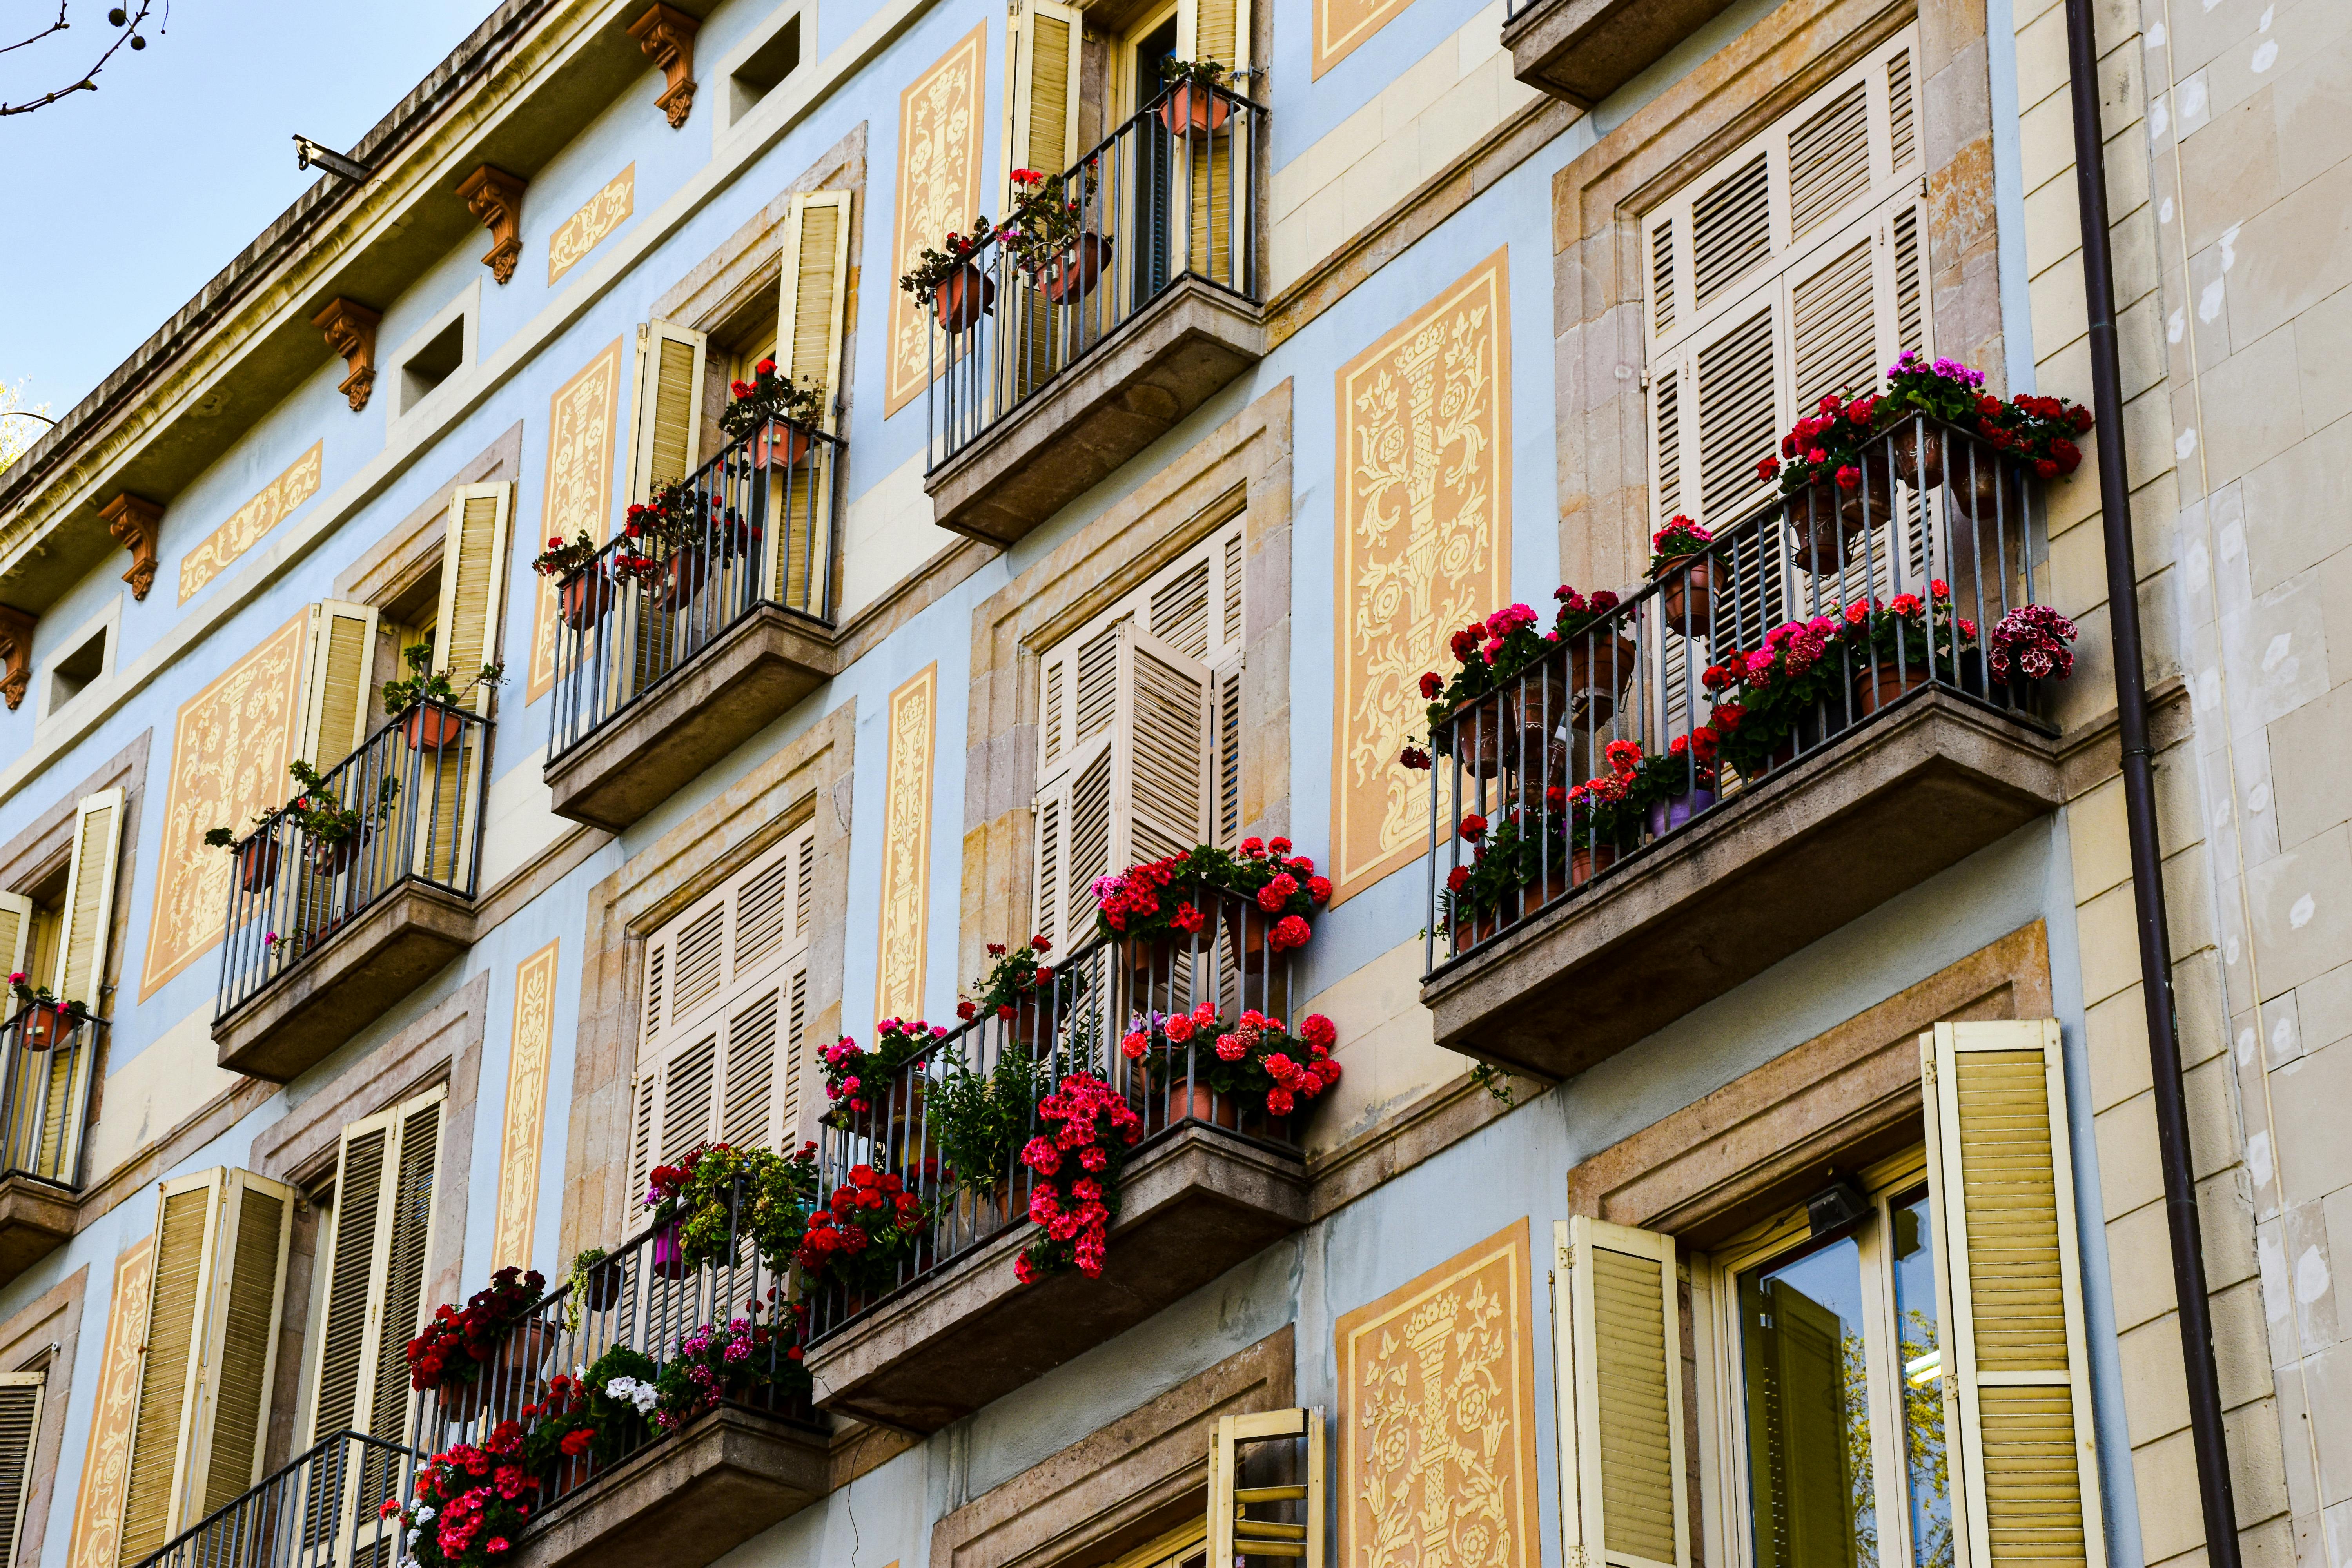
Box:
413, 1506, 435, 1524
604, 1375, 660, 1415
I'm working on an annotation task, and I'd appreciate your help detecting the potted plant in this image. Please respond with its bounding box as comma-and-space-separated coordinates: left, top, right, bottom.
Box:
381, 643, 505, 750
794, 1163, 931, 1310
532, 529, 610, 630
404, 1267, 549, 1422
1000, 165, 1109, 304
6, 974, 88, 1051
1700, 614, 1846, 778
900, 218, 1000, 334
1988, 604, 2078, 707
1877, 351, 1987, 492
387, 1419, 544, 1568
1648, 516, 1720, 628
1553, 586, 1635, 728
1759, 387, 1893, 562
564, 1246, 621, 1326
720, 356, 828, 468
1014, 1073, 1143, 1283
649, 1142, 819, 1277
1120, 1004, 1340, 1129
928, 1044, 1049, 1220
1412, 603, 1564, 778
648, 1299, 810, 1428
819, 1018, 946, 1130
1210, 836, 1327, 964
1158, 58, 1233, 136
1842, 582, 1978, 713
957, 934, 1082, 1047
209, 760, 398, 880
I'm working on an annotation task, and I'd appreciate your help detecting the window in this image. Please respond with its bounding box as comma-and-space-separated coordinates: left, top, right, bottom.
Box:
114, 1168, 294, 1564
1030, 523, 1245, 948
387, 283, 481, 428
0, 1368, 42, 1564
1643, 30, 1926, 538
629, 822, 821, 1199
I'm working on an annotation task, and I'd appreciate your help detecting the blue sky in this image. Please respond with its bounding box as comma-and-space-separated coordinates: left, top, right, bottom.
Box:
1, 1, 491, 419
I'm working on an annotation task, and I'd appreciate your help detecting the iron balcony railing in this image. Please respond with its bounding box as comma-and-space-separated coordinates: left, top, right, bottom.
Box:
123, 1428, 420, 1568
803, 900, 1301, 1343
409, 1180, 821, 1508
215, 700, 491, 1023
0, 1005, 101, 1190
925, 80, 1266, 470
547, 418, 838, 761
1424, 413, 2051, 975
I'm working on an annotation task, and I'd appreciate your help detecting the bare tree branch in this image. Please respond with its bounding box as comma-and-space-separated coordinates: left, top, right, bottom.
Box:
0, 4, 71, 59
0, 1, 163, 118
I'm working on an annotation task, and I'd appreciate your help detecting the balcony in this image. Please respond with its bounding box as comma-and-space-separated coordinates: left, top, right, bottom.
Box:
417, 1195, 829, 1568
1500, 0, 1742, 107
801, 908, 1310, 1433
0, 1006, 101, 1285
213, 702, 489, 1082
1421, 417, 2065, 1082
545, 422, 841, 832
923, 83, 1268, 546
127, 1428, 419, 1568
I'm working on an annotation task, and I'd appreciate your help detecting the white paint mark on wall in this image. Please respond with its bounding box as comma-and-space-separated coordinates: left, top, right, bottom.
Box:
2171, 307, 2187, 341
2248, 779, 2270, 814
2252, 40, 2277, 71
2227, 934, 2243, 965
2186, 537, 2209, 586
2263, 632, 2294, 672
2161, 196, 2177, 225
2221, 223, 2241, 270
2290, 892, 2316, 929
2200, 278, 2227, 322
2238, 1025, 2257, 1064
2146, 19, 2167, 45
2247, 1130, 2273, 1189
2271, 1011, 2296, 1056
2261, 1232, 2290, 1320
2179, 74, 2209, 131
2178, 426, 2200, 459
2150, 94, 2171, 145
2294, 1245, 2330, 1305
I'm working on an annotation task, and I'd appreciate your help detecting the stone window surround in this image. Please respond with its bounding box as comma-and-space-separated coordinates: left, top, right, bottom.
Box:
1549, 0, 2005, 592
927, 1325, 1296, 1568
956, 381, 1295, 982
0, 1265, 86, 1568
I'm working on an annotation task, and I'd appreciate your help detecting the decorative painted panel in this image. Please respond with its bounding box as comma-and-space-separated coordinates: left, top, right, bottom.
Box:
527, 341, 624, 702
1330, 251, 1510, 904
884, 26, 987, 417
64, 1236, 153, 1568
548, 166, 635, 285
176, 442, 325, 603
1315, 0, 1411, 78
875, 664, 937, 1020
1336, 1218, 1542, 1568
494, 940, 561, 1268
138, 614, 308, 998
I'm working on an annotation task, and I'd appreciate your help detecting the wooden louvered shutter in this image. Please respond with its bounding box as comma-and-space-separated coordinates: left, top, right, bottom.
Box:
1206, 1407, 1325, 1568
628, 320, 709, 503
298, 601, 380, 769
370, 1097, 441, 1450
1923, 1020, 2105, 1568
1109, 624, 1212, 871
305, 1090, 443, 1449
772, 192, 851, 611
1179, 0, 1251, 77
187, 1172, 292, 1518
0, 893, 28, 985
0, 1372, 41, 1565
432, 484, 513, 708
1033, 741, 1112, 952
1553, 1215, 1691, 1568
306, 1118, 386, 1448
1210, 660, 1243, 849
117, 1180, 212, 1566
54, 790, 124, 1013
1007, 3, 1083, 198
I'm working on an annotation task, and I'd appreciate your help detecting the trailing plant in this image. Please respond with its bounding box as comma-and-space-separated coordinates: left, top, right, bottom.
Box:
719, 355, 826, 441
930, 1045, 1051, 1196
641, 1143, 820, 1273
820, 1018, 945, 1119
1015, 1073, 1143, 1283
899, 216, 998, 303
405, 1267, 548, 1397
385, 1421, 541, 1568
1877, 350, 1986, 425
381, 641, 506, 716
204, 758, 399, 856
795, 1163, 930, 1299
1119, 1003, 1340, 1118
1989, 604, 2079, 683
957, 933, 1074, 1022
560, 1248, 609, 1334
652, 1298, 809, 1426
1985, 391, 2092, 478
1158, 56, 1230, 89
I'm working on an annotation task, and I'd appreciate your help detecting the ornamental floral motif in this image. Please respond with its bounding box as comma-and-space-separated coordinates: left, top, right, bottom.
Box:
884, 27, 986, 414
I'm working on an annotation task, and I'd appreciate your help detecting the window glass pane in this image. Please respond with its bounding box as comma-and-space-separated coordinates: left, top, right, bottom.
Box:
1892, 1190, 1951, 1568
1740, 1236, 1878, 1568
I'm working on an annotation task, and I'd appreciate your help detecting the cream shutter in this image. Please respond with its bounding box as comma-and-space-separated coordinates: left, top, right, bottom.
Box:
1923, 1021, 2105, 1568
1205, 1407, 1324, 1568
115, 1170, 294, 1561
1553, 1216, 1691, 1568
0, 1372, 42, 1565
304, 1090, 445, 1449
54, 789, 124, 1014
1211, 657, 1243, 849
1178, 0, 1252, 77
1007, 1, 1084, 198
1109, 622, 1212, 869
771, 193, 851, 612
0, 893, 31, 989
298, 601, 380, 769
628, 320, 710, 503
432, 484, 513, 703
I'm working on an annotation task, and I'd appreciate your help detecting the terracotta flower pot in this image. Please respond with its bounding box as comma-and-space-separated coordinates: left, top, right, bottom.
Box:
1891, 423, 2011, 521
1655, 557, 1720, 630
559, 573, 614, 631
659, 546, 709, 610
1566, 633, 1640, 726
1853, 659, 1932, 714
548, 1450, 594, 1496
401, 704, 465, 750
309, 834, 360, 877
1165, 1080, 1239, 1130
18, 1007, 65, 1052
1159, 82, 1232, 136
1447, 695, 1510, 779
1042, 233, 1113, 304
499, 1319, 553, 1392
753, 419, 815, 470
1570, 842, 1618, 884
1502, 667, 1571, 773
437, 1376, 485, 1424
936, 265, 996, 334
236, 836, 281, 893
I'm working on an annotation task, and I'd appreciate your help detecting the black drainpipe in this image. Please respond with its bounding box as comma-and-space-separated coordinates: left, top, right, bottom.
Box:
2063, 4, 2241, 1564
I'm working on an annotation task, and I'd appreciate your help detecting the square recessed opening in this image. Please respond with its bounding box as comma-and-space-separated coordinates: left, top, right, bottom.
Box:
729, 15, 800, 122
398, 315, 467, 415
46, 622, 107, 715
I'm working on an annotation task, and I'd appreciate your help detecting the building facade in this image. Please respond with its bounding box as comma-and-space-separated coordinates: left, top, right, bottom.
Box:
0, 0, 2339, 1566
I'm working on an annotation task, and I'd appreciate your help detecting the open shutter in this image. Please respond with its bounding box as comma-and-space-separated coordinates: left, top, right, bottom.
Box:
298, 601, 380, 769
1206, 1407, 1324, 1568
1007, 2, 1083, 200
432, 485, 513, 705
1924, 1020, 2105, 1568
305, 1090, 444, 1450
772, 193, 851, 611
628, 320, 709, 503
305, 1116, 387, 1449
1553, 1216, 1691, 1568
1109, 622, 1212, 869
369, 1095, 442, 1460
0, 893, 34, 984
0, 1372, 42, 1565
54, 789, 124, 1014
1178, 0, 1251, 76
118, 1179, 212, 1566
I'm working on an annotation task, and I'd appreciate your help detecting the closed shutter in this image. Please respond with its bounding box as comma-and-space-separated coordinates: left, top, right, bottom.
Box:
1211, 658, 1243, 849
1553, 1215, 1691, 1568
1205, 1407, 1323, 1568
1922, 1021, 2105, 1568
1006, 3, 1083, 200
0, 1372, 42, 1566
116, 1170, 294, 1562
1110, 623, 1212, 869
628, 320, 709, 503
304, 1090, 445, 1450
297, 601, 380, 769
772, 192, 851, 611
431, 485, 513, 707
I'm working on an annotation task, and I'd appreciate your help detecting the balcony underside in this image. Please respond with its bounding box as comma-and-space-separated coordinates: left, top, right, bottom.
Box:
515, 1405, 829, 1568
545, 605, 840, 833
1501, 0, 1742, 107
925, 278, 1265, 546
214, 882, 476, 1082
806, 1121, 1307, 1434
0, 1178, 76, 1287
1425, 690, 2063, 1082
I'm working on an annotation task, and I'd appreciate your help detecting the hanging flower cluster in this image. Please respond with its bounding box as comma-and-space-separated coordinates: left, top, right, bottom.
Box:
405, 1267, 546, 1396
1121, 1004, 1341, 1118
1399, 588, 1627, 771
717, 355, 825, 441
639, 1142, 819, 1274
652, 1301, 806, 1429
1989, 604, 2080, 682
820, 1018, 946, 1119
1016, 1074, 1144, 1283
383, 1421, 539, 1568
794, 1164, 929, 1299
1757, 389, 1886, 495
1089, 840, 1328, 951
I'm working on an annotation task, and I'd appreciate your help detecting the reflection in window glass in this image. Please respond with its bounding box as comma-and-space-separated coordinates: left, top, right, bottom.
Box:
1740, 1237, 1878, 1568
1892, 1191, 1951, 1568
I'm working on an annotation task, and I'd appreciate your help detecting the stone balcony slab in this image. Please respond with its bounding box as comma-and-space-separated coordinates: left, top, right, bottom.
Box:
1424, 690, 2063, 1082
0, 1178, 76, 1288
1501, 0, 1741, 107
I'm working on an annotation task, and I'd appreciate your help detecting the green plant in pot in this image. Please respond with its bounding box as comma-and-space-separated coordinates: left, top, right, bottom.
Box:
381, 642, 504, 749
929, 1045, 1050, 1210
720, 357, 828, 468
6, 973, 88, 1050
1158, 57, 1233, 134
204, 758, 398, 879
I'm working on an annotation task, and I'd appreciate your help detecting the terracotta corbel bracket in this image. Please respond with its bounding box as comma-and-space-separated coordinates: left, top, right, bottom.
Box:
457, 165, 529, 285
99, 493, 165, 601
0, 606, 34, 711
628, 4, 701, 129
312, 298, 384, 411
